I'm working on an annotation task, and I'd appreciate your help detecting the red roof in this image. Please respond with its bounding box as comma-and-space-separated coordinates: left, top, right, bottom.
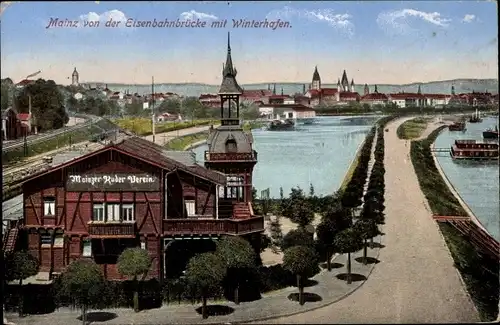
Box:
321, 88, 338, 96
199, 94, 218, 99
242, 90, 271, 98
361, 93, 388, 101
269, 95, 290, 99
17, 113, 30, 121
425, 94, 450, 99
16, 79, 34, 86
339, 92, 360, 99
389, 92, 425, 99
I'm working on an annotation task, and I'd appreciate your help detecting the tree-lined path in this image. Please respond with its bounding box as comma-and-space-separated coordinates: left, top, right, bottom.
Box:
258, 117, 478, 323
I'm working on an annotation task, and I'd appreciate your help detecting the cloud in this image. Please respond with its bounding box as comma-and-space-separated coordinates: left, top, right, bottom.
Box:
266, 6, 354, 36
462, 14, 476, 23
179, 10, 218, 20
79, 9, 128, 27
377, 9, 451, 34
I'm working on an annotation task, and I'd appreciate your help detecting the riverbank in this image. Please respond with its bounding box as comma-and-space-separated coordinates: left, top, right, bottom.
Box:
338, 134, 366, 193
396, 117, 432, 140
410, 122, 499, 321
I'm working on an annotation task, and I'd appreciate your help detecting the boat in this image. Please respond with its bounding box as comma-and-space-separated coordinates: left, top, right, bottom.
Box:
450, 139, 498, 161
448, 121, 466, 132
267, 119, 295, 131
296, 118, 317, 125
469, 109, 483, 123
483, 125, 499, 140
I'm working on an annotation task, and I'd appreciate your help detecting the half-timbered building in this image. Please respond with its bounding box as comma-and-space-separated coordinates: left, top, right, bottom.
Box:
18, 135, 264, 282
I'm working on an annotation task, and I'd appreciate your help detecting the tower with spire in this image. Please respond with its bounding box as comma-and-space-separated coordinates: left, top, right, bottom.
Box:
204, 32, 258, 206
311, 66, 321, 91
72, 67, 79, 86
364, 84, 370, 95
340, 70, 349, 92
350, 79, 355, 93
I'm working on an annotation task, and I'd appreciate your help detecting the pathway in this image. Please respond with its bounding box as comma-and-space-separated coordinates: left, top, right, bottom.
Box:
256, 117, 478, 323
142, 125, 212, 146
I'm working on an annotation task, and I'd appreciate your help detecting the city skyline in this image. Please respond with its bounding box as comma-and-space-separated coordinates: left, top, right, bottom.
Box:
1, 1, 498, 85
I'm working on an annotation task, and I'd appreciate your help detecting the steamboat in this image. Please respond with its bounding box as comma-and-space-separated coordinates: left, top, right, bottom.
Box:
450, 139, 498, 161
448, 121, 466, 132
267, 119, 295, 131
482, 125, 499, 140
468, 109, 483, 123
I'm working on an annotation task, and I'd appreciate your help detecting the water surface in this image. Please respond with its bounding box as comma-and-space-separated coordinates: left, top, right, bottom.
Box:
192, 116, 379, 198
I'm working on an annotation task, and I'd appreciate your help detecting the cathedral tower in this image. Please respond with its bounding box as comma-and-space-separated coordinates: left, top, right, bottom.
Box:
364, 83, 370, 95
72, 67, 79, 86
311, 66, 321, 91
340, 70, 349, 92
204, 32, 257, 205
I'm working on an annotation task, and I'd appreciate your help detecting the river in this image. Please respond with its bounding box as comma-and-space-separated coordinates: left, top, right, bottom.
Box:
434, 116, 499, 241
191, 116, 379, 198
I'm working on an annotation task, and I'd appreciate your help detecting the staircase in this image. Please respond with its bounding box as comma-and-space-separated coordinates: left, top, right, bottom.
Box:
232, 202, 252, 220
3, 227, 19, 255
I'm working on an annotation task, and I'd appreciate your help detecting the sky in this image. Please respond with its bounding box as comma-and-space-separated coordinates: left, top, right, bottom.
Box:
1, 1, 498, 85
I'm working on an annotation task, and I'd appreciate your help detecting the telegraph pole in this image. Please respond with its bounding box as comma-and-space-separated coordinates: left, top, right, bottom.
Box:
152, 76, 156, 143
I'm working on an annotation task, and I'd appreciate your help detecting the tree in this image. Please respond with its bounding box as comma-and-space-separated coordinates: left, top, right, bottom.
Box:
281, 187, 315, 229
353, 219, 380, 264
315, 218, 340, 271
185, 252, 227, 319
181, 97, 206, 119
58, 259, 106, 325
5, 251, 39, 317
215, 236, 256, 305
283, 245, 320, 305
269, 216, 284, 253
1, 78, 13, 110
281, 228, 315, 251
16, 79, 69, 131
158, 98, 181, 114
334, 228, 363, 284
117, 247, 152, 312
125, 100, 143, 116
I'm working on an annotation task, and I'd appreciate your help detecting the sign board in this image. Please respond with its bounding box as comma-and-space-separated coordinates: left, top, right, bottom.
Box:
66, 173, 160, 192
226, 176, 244, 186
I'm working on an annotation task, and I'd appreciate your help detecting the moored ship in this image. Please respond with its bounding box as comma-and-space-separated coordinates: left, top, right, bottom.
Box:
482, 125, 499, 140
469, 109, 483, 123
448, 121, 466, 131
267, 119, 295, 131
450, 140, 498, 160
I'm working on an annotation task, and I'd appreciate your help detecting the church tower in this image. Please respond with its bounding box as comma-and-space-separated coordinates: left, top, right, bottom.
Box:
340, 70, 349, 92
205, 32, 258, 207
350, 79, 355, 92
72, 67, 79, 86
364, 83, 370, 95
311, 66, 321, 91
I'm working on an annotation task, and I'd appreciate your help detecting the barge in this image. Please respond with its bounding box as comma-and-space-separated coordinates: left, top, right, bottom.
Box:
482, 125, 498, 140
450, 139, 498, 160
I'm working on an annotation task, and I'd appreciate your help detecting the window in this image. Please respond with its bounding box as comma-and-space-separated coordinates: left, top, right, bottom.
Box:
54, 233, 64, 247
122, 204, 135, 222
141, 241, 146, 250
82, 239, 92, 257
40, 233, 53, 246
107, 204, 120, 222
43, 197, 56, 217
93, 204, 105, 222
225, 139, 237, 153
185, 200, 196, 217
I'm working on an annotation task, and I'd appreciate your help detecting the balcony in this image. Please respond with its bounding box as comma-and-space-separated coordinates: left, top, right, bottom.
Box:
163, 216, 264, 236
205, 150, 258, 162
88, 221, 136, 238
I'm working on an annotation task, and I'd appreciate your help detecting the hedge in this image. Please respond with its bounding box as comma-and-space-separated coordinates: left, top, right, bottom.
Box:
4, 264, 296, 315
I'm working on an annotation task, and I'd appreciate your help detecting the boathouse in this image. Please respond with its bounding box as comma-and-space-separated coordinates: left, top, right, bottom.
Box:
9, 135, 264, 282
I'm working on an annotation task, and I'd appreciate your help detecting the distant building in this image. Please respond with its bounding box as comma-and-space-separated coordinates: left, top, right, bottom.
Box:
72, 67, 79, 86
304, 67, 360, 106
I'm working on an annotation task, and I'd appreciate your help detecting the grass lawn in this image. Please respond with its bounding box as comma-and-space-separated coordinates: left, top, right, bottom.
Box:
114, 118, 218, 136
165, 132, 209, 151
396, 117, 432, 140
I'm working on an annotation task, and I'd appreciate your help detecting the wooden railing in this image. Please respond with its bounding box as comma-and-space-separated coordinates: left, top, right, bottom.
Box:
88, 222, 136, 238
205, 150, 258, 162
163, 216, 264, 235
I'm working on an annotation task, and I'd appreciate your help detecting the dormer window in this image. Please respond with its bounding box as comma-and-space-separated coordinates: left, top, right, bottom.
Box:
226, 139, 237, 153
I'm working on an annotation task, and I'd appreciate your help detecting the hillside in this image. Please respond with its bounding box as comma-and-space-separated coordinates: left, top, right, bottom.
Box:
84, 79, 499, 97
